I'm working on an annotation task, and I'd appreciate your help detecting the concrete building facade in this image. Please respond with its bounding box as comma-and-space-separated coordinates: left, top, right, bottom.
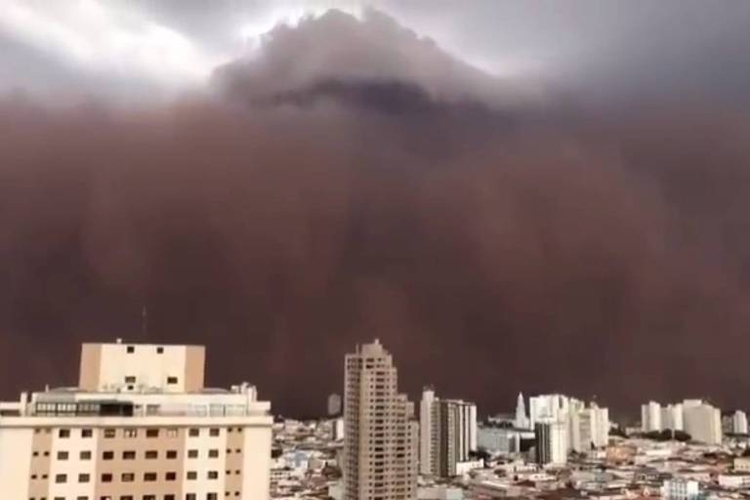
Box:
419, 387, 477, 477
683, 401, 722, 445
535, 421, 567, 466
0, 341, 273, 500
343, 339, 417, 500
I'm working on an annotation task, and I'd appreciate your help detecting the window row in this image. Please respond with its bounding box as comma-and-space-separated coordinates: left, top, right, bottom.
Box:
49, 471, 223, 483
35, 427, 242, 438
33, 448, 241, 461
30, 494, 232, 500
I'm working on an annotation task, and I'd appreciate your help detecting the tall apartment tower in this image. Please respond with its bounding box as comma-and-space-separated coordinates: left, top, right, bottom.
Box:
419, 387, 477, 477
641, 401, 663, 432
343, 339, 417, 500
0, 341, 273, 500
683, 400, 722, 444
535, 420, 567, 465
327, 393, 343, 416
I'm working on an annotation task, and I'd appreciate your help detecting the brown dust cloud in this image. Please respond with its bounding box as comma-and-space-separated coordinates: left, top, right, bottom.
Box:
2, 10, 750, 417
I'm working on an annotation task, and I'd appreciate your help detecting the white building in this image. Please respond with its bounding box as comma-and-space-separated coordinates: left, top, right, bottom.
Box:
333, 417, 345, 441
733, 410, 748, 434
529, 394, 573, 429
683, 401, 722, 445
327, 393, 343, 416
477, 425, 534, 454
419, 387, 477, 477
662, 404, 684, 431
569, 403, 609, 452
514, 392, 530, 430
535, 420, 567, 465
0, 341, 273, 500
661, 479, 701, 500
641, 401, 663, 432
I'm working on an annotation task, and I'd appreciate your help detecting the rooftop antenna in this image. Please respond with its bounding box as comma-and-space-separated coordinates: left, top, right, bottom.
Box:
141, 306, 148, 339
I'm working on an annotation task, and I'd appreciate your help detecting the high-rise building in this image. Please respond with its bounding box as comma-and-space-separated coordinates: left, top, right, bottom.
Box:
343, 339, 417, 500
419, 387, 477, 477
333, 417, 345, 441
328, 393, 343, 416
662, 404, 684, 431
535, 420, 567, 465
0, 341, 273, 500
514, 392, 530, 429
734, 410, 748, 434
683, 401, 722, 444
529, 394, 572, 429
569, 403, 609, 452
641, 401, 663, 432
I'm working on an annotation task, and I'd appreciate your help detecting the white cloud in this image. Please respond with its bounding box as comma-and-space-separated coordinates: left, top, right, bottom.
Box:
0, 0, 221, 90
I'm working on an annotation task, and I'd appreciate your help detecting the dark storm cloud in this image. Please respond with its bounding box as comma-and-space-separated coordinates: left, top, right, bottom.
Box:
2, 7, 750, 418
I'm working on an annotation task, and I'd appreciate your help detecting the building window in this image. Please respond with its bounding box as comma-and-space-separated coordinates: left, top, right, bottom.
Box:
81, 428, 93, 438
145, 450, 158, 459
208, 449, 219, 458
33, 451, 39, 457
186, 495, 197, 500
207, 494, 218, 500
54, 474, 67, 483
207, 471, 218, 480
57, 451, 69, 460
102, 451, 114, 460
126, 345, 135, 353
209, 428, 220, 437
188, 449, 199, 458
120, 496, 133, 500
58, 429, 70, 438
189, 428, 200, 437
103, 428, 116, 438
78, 473, 90, 483
143, 472, 157, 482
166, 450, 177, 459
124, 428, 137, 438
121, 472, 135, 482
145, 428, 159, 438
80, 450, 92, 460
167, 376, 178, 385
165, 471, 177, 481
187, 471, 197, 480
101, 473, 113, 483
143, 496, 156, 500
124, 376, 136, 384
164, 496, 175, 500
122, 451, 136, 460
157, 346, 164, 354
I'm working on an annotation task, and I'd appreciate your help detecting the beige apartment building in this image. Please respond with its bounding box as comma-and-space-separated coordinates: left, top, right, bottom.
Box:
343, 339, 417, 500
0, 341, 273, 500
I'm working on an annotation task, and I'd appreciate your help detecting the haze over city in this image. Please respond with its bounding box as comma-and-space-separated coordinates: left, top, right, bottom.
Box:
2, 0, 750, 419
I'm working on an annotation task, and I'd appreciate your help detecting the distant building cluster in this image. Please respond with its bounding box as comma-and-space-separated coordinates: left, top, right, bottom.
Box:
641, 399, 728, 444
4, 337, 750, 500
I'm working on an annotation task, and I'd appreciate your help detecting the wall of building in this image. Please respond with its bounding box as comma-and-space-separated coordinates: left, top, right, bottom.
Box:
0, 426, 34, 499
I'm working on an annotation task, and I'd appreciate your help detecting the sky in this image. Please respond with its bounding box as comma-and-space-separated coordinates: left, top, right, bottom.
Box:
1, 1, 750, 418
